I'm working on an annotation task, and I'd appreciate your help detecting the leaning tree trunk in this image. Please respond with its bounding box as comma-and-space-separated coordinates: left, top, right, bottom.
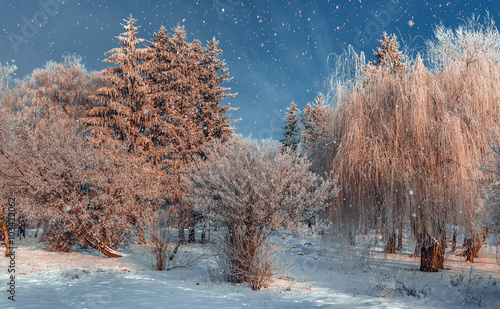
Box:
76, 219, 122, 258
61, 212, 122, 258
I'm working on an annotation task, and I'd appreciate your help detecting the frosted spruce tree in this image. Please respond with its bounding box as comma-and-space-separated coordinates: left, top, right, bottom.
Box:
301, 93, 332, 176
143, 25, 236, 244
280, 101, 300, 152
81, 15, 156, 244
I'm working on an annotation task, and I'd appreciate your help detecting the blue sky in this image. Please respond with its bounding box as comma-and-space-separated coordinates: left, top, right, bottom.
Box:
1, 0, 498, 139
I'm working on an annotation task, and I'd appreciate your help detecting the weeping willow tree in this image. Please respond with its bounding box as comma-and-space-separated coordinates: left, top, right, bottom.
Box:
323, 16, 500, 271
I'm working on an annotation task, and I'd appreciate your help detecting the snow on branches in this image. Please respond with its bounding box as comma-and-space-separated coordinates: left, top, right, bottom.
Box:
183, 137, 337, 289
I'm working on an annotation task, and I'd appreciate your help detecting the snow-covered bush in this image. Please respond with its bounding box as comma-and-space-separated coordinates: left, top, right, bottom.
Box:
0, 102, 153, 257
183, 137, 337, 290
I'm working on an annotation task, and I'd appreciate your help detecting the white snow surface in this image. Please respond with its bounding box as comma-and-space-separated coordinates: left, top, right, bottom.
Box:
1, 229, 500, 309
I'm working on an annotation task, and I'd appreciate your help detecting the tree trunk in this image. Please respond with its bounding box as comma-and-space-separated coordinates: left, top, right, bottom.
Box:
178, 228, 186, 244
384, 229, 396, 254
462, 228, 488, 263
201, 223, 207, 244
396, 223, 403, 252
464, 238, 478, 263
188, 227, 195, 243
348, 228, 356, 247
420, 234, 444, 272
76, 227, 122, 257
137, 228, 146, 244
451, 231, 457, 253
464, 236, 484, 262
437, 233, 446, 270
420, 242, 440, 272
0, 220, 11, 257
76, 222, 122, 258
412, 235, 422, 257
0, 204, 12, 257
34, 221, 41, 238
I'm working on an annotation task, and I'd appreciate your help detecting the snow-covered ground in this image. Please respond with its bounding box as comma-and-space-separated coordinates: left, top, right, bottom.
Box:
1, 229, 500, 309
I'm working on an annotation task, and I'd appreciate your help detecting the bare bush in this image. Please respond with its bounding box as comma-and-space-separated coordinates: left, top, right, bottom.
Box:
183, 137, 336, 290
143, 207, 181, 271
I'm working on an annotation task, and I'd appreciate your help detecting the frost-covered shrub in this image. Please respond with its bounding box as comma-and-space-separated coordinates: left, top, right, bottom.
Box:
183, 137, 336, 290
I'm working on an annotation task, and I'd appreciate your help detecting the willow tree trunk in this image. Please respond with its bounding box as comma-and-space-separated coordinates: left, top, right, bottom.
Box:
396, 223, 403, 252
413, 239, 421, 257
451, 231, 457, 253
420, 233, 445, 272
34, 221, 41, 238
463, 231, 488, 263
384, 229, 396, 254
437, 233, 446, 270
420, 243, 440, 272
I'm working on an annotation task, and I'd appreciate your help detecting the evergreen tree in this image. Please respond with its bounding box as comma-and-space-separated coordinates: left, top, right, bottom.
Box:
301, 93, 332, 176
142, 25, 236, 243
369, 32, 406, 74
196, 38, 236, 142
141, 26, 201, 170
280, 101, 300, 152
140, 25, 236, 170
301, 93, 330, 149
83, 18, 236, 244
82, 15, 148, 152
81, 16, 160, 244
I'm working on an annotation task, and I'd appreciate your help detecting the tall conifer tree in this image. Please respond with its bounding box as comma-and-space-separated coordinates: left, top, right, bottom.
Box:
280, 102, 300, 152
82, 15, 148, 152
